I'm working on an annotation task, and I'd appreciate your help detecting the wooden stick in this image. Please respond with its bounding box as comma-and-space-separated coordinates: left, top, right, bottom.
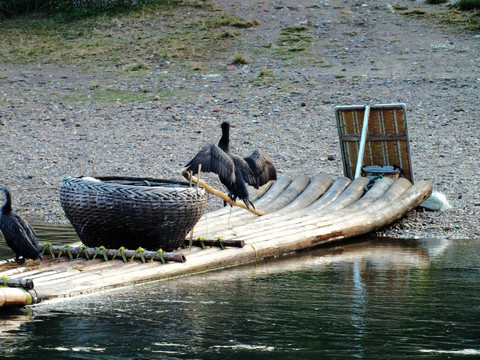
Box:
38, 244, 186, 263
182, 170, 266, 216
184, 238, 245, 248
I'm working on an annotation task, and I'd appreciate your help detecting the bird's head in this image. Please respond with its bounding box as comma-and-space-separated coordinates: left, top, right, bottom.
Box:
221, 121, 230, 131
0, 187, 12, 213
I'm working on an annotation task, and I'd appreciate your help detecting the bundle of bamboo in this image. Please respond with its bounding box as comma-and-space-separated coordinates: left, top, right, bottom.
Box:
0, 174, 432, 309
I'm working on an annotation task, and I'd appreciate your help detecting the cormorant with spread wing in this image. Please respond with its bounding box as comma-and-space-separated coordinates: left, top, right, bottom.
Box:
185, 121, 276, 209
0, 187, 43, 263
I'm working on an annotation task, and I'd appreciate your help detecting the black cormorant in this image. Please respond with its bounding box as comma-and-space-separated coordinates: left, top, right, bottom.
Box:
185, 122, 276, 208
0, 187, 43, 263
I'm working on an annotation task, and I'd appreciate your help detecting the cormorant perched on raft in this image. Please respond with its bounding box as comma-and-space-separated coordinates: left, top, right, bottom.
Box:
0, 187, 43, 263
185, 121, 276, 209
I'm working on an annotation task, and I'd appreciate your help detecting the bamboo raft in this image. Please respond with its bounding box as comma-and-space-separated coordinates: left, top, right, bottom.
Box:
0, 103, 434, 308
0, 174, 432, 308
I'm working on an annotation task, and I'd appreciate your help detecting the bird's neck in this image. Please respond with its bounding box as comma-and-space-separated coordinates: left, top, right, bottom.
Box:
1, 189, 12, 214
218, 128, 230, 153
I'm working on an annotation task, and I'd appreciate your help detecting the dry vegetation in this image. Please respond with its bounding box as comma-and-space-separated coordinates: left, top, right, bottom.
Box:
0, 1, 259, 70
1, 0, 477, 73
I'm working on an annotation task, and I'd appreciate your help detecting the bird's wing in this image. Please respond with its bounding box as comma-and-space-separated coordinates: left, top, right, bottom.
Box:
230, 154, 256, 188
244, 149, 277, 187
0, 217, 19, 253
185, 144, 236, 184
2, 213, 40, 258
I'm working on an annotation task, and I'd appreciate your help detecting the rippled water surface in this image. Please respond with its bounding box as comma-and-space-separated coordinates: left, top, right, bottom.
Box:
1, 224, 479, 359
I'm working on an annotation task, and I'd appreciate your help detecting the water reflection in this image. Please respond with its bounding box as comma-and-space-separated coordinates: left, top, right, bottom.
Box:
32, 222, 80, 245
1, 224, 480, 359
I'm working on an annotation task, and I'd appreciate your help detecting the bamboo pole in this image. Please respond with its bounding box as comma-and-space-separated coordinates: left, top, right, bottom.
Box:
249, 179, 275, 201
355, 104, 370, 179
209, 177, 369, 242
191, 175, 345, 239
23, 260, 128, 284
0, 278, 34, 289
182, 170, 266, 216
38, 244, 186, 263
233, 178, 413, 245
296, 177, 352, 216
183, 238, 245, 248
273, 174, 333, 215
1, 258, 87, 279
33, 262, 143, 291
198, 175, 311, 228
251, 180, 433, 258
257, 175, 311, 212
249, 177, 291, 208
195, 176, 294, 232
259, 176, 389, 234
32, 265, 151, 298
193, 176, 292, 230
191, 176, 356, 241
0, 287, 35, 307
194, 176, 279, 221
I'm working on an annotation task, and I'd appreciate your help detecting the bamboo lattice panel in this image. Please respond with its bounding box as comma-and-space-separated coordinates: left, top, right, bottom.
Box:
335, 103, 413, 182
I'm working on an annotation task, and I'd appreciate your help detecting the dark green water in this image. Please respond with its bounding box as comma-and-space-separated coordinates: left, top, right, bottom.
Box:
1, 225, 479, 359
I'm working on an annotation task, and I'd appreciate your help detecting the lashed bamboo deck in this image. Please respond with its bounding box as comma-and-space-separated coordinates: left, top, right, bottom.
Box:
0, 174, 433, 308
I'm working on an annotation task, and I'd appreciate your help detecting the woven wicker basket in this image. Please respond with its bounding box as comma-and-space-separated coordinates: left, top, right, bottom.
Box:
60, 176, 207, 252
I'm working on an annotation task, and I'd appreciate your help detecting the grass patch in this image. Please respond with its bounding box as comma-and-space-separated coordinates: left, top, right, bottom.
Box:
274, 24, 313, 59
231, 52, 249, 65
218, 30, 239, 39
400, 9, 430, 16
399, 6, 480, 31
66, 85, 177, 103
0, 0, 148, 20
392, 4, 409, 11
251, 68, 275, 86
454, 0, 480, 10
208, 14, 259, 28
126, 62, 149, 71
0, 0, 257, 67
258, 69, 273, 78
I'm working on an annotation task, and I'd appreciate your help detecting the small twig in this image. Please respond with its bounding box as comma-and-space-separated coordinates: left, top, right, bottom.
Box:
189, 164, 202, 249
196, 164, 202, 189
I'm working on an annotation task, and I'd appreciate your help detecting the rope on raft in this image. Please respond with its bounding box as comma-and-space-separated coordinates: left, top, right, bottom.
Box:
39, 243, 185, 263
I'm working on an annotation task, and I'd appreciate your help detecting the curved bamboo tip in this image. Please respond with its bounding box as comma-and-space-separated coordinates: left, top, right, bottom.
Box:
182, 170, 266, 216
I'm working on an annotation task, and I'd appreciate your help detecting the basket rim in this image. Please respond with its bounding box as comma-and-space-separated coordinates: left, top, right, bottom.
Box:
61, 176, 206, 203
63, 175, 202, 190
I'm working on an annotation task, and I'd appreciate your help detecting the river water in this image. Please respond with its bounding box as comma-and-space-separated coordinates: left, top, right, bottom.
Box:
1, 224, 479, 359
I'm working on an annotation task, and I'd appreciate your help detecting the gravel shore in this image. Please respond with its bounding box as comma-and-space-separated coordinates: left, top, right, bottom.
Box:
1, 0, 479, 240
